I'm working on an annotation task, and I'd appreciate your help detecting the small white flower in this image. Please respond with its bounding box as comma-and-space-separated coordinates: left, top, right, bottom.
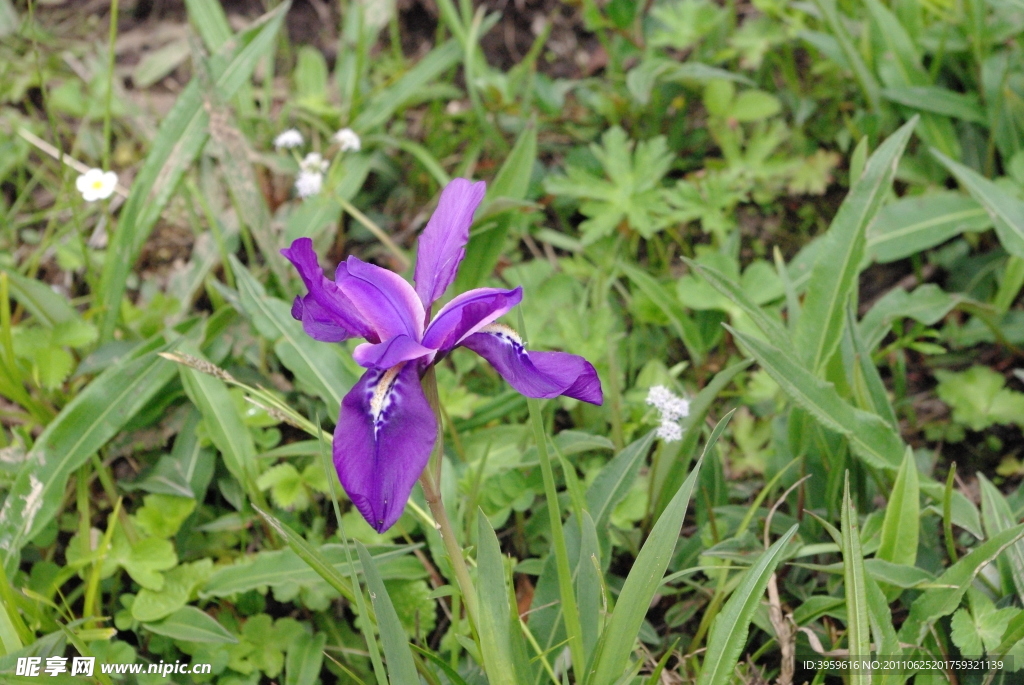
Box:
75, 169, 118, 202
274, 128, 304, 149
646, 385, 690, 443
300, 152, 329, 173
295, 170, 323, 198
333, 127, 361, 152
656, 421, 683, 443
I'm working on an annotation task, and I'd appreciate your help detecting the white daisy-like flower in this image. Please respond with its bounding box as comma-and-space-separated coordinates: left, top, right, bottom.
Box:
75, 168, 118, 202
295, 170, 323, 198
300, 152, 329, 173
274, 128, 304, 149
333, 127, 361, 152
646, 385, 690, 443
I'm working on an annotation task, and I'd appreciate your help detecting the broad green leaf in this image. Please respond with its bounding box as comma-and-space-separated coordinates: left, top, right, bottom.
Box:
231, 256, 356, 417
727, 325, 903, 470
840, 478, 870, 685
0, 598, 22, 654
864, 572, 902, 685
935, 366, 1024, 431
285, 632, 327, 685
355, 543, 418, 684
475, 514, 520, 685
178, 347, 259, 500
877, 449, 920, 568
587, 414, 729, 685
697, 525, 799, 685
685, 259, 790, 349
0, 333, 183, 576
294, 46, 329, 107
899, 523, 1024, 643
142, 606, 238, 644
109, 533, 177, 591
950, 588, 1020, 655
880, 87, 986, 124
132, 559, 213, 622
978, 474, 1024, 597
933, 149, 1024, 258
586, 431, 657, 531
577, 512, 603, 666
730, 89, 781, 121
135, 494, 196, 539
867, 192, 990, 263
859, 284, 958, 352
794, 117, 917, 374
845, 308, 898, 428
0, 268, 78, 327
183, 0, 232, 48
96, 4, 289, 342
201, 545, 422, 598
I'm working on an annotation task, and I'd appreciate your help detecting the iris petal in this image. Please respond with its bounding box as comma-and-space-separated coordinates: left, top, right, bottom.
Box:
281, 239, 375, 342
335, 363, 437, 532
339, 256, 426, 341
421, 287, 522, 353
413, 179, 487, 308
353, 334, 435, 369
460, 325, 604, 405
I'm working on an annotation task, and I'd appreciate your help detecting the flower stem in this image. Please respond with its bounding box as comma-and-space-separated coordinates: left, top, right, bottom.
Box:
419, 367, 479, 630
419, 470, 479, 629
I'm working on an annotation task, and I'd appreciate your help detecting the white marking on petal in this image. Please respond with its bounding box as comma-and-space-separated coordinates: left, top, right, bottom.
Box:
479, 322, 523, 345
369, 363, 405, 438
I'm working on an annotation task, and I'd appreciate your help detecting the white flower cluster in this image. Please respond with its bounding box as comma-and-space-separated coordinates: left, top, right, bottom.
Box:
274, 128, 304, 149
75, 168, 118, 202
646, 385, 690, 442
294, 153, 326, 198
273, 127, 361, 199
333, 127, 361, 152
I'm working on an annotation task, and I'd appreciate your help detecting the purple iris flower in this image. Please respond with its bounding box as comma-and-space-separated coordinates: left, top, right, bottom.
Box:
281, 178, 603, 532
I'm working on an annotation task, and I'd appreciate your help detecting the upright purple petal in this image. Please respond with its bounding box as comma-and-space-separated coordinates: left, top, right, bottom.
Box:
421, 287, 523, 353
335, 363, 437, 532
281, 238, 376, 342
461, 325, 603, 405
338, 256, 426, 341
353, 334, 435, 369
413, 179, 487, 308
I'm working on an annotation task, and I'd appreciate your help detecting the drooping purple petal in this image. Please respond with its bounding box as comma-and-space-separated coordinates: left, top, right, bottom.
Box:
281, 238, 376, 342
290, 297, 353, 342
413, 179, 487, 309
461, 325, 603, 405
338, 256, 426, 341
421, 287, 523, 353
353, 334, 435, 369
335, 363, 437, 532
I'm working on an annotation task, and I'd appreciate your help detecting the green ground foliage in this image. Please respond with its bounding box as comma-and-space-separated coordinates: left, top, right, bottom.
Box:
2, 0, 1024, 683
